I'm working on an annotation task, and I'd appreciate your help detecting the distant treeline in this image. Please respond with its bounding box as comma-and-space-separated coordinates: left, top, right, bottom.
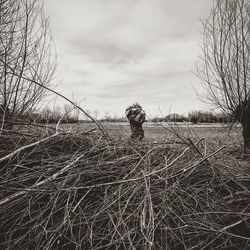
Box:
152, 111, 234, 124
27, 106, 234, 124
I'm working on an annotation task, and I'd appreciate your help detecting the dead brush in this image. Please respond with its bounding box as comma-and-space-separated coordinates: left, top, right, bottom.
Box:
0, 123, 250, 250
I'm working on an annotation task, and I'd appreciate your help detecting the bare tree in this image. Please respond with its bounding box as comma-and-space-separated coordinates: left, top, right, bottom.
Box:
197, 0, 250, 153
0, 0, 56, 121
93, 109, 99, 120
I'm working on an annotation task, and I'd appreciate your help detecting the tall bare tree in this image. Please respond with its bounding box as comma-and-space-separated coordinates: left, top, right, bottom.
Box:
0, 0, 56, 121
198, 0, 250, 153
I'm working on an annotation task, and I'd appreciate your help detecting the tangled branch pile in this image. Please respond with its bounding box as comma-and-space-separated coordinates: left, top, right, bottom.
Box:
0, 124, 250, 250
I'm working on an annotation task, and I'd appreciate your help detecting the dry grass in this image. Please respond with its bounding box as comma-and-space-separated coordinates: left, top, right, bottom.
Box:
0, 122, 250, 250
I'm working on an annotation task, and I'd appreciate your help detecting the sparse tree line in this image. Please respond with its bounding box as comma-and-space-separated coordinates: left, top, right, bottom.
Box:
31, 106, 234, 124
151, 111, 234, 123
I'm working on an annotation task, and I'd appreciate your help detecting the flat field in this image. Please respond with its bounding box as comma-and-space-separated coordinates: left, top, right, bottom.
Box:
64, 122, 242, 142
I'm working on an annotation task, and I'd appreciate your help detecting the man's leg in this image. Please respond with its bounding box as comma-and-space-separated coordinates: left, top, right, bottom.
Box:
130, 123, 136, 139
137, 124, 144, 140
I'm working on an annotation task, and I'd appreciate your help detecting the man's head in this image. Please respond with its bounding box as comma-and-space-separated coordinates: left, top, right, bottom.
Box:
125, 103, 145, 125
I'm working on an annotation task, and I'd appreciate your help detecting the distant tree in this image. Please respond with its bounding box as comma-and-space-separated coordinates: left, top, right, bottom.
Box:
52, 106, 63, 121
64, 104, 72, 122
188, 111, 199, 124
104, 111, 111, 122
93, 110, 99, 120
197, 0, 250, 153
165, 113, 188, 122
40, 107, 52, 123
152, 117, 164, 122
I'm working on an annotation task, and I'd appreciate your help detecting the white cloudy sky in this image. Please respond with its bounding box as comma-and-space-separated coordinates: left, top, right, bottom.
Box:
44, 0, 213, 118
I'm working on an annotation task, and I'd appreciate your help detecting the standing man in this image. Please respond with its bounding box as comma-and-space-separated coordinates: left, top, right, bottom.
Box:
125, 103, 146, 140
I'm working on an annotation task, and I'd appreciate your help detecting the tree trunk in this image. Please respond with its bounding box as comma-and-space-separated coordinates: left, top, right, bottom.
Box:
0, 105, 13, 131
241, 102, 250, 158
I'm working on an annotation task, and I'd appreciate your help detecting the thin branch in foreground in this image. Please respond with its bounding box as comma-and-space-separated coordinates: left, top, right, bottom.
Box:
0, 132, 60, 165
0, 153, 85, 206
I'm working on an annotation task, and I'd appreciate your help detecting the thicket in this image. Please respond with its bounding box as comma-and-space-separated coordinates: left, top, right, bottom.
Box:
0, 122, 249, 250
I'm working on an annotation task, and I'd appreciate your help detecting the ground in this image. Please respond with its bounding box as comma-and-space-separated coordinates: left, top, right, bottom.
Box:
63, 122, 242, 142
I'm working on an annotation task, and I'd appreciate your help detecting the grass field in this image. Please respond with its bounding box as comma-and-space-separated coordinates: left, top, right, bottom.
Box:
64, 121, 242, 142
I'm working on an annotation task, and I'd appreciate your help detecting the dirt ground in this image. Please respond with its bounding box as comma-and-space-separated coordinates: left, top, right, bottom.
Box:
61, 122, 242, 142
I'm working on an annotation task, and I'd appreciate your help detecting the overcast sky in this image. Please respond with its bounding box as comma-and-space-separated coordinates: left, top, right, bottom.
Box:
44, 0, 213, 118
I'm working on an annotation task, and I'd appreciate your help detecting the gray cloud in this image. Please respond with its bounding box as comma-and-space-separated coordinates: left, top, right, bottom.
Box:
45, 0, 212, 117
